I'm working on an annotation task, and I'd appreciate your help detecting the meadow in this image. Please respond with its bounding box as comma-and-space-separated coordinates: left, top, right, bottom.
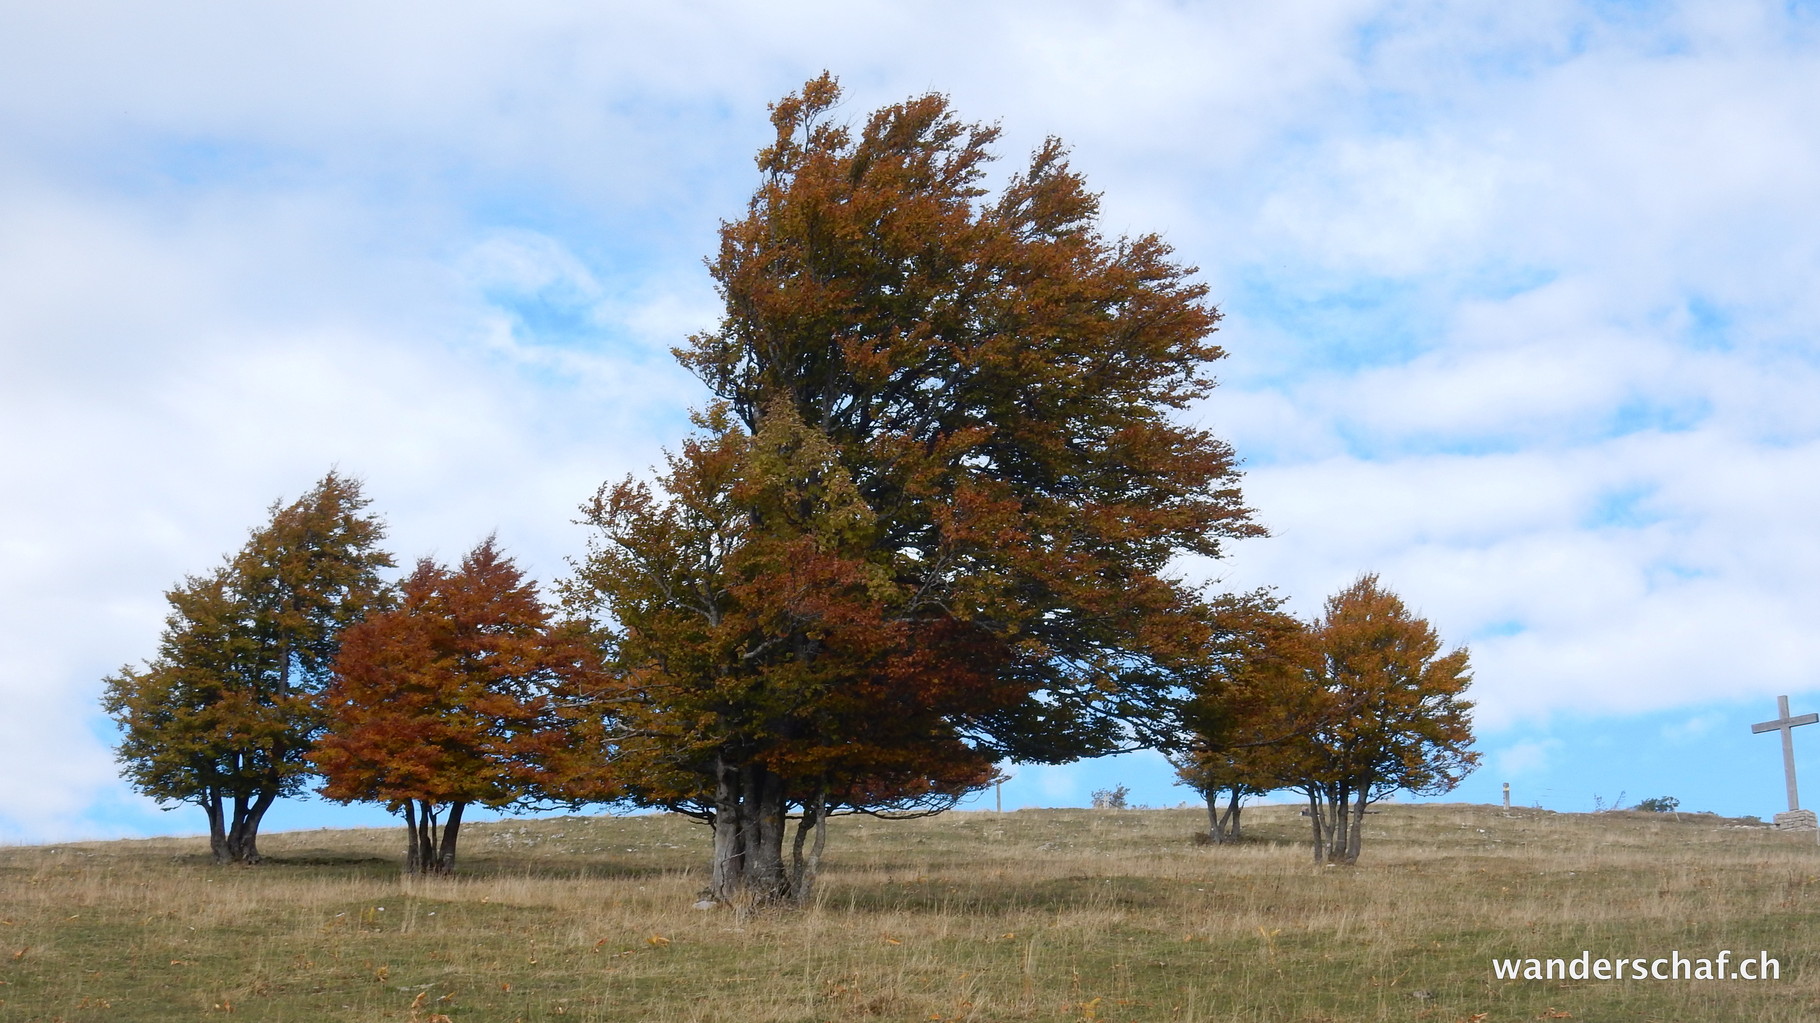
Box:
2, 803, 1816, 1022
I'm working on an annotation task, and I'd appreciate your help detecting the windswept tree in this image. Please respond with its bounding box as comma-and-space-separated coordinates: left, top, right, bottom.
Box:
564, 74, 1260, 905
1299, 575, 1478, 865
314, 538, 584, 874
102, 472, 393, 863
1170, 591, 1324, 843
565, 403, 1013, 901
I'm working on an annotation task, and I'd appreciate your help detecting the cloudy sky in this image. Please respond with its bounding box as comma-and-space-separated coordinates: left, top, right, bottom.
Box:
4, 1, 1818, 843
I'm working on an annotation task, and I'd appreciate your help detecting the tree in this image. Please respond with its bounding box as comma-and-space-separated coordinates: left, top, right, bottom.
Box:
1298, 575, 1478, 865
101, 472, 393, 863
314, 537, 583, 873
563, 74, 1260, 904
564, 402, 1013, 902
1169, 591, 1324, 843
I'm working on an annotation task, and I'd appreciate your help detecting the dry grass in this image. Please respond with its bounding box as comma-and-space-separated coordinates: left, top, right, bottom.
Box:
2, 803, 1818, 1021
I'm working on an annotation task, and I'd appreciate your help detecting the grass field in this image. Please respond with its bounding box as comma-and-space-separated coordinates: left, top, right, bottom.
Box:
2, 803, 1817, 1022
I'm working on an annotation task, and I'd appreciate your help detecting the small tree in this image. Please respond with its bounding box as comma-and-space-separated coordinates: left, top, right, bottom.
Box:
314, 538, 583, 873
562, 403, 1012, 903
1170, 591, 1324, 843
1299, 575, 1478, 865
102, 472, 392, 863
1091, 785, 1131, 810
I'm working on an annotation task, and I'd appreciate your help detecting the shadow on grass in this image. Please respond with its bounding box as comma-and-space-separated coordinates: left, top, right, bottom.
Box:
830, 874, 1185, 915
151, 850, 693, 884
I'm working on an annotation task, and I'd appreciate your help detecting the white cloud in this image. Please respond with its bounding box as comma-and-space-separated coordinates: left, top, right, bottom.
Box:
1494, 739, 1560, 778
1661, 713, 1725, 745
2, 0, 1818, 838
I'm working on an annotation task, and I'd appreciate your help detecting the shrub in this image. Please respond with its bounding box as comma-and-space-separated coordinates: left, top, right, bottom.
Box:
1090, 785, 1130, 810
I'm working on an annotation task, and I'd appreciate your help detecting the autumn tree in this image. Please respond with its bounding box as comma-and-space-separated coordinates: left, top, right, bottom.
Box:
1169, 591, 1324, 843
102, 472, 392, 863
1298, 575, 1478, 865
563, 74, 1260, 905
314, 537, 582, 874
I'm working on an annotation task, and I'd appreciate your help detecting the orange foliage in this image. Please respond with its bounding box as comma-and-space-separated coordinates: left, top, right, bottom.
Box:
563, 74, 1260, 902
314, 537, 588, 871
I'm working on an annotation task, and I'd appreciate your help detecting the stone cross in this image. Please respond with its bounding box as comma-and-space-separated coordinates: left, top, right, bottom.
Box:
1751, 695, 1818, 812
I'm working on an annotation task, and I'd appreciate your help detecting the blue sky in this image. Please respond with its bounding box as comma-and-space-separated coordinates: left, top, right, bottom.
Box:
4, 0, 1819, 843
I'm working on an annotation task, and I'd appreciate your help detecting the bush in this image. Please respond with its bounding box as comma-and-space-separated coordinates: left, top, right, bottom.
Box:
1635, 796, 1680, 813
1090, 785, 1130, 810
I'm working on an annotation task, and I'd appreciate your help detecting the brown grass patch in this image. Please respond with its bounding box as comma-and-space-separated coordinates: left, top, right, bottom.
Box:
0, 804, 1816, 1020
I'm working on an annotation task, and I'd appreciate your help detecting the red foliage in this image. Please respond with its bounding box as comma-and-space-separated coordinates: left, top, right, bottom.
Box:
314, 538, 587, 871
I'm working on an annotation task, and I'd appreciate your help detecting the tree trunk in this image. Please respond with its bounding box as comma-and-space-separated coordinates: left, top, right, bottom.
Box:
748, 766, 789, 899
1325, 781, 1352, 864
1307, 789, 1325, 864
417, 801, 436, 872
1342, 783, 1370, 865
789, 783, 828, 904
1206, 788, 1244, 843
407, 800, 442, 874
205, 790, 230, 864
400, 800, 466, 874
708, 757, 799, 905
403, 800, 423, 874
438, 802, 466, 873
221, 789, 275, 864
710, 757, 748, 898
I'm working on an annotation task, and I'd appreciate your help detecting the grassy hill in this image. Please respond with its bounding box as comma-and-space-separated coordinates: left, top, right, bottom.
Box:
2, 803, 1817, 1021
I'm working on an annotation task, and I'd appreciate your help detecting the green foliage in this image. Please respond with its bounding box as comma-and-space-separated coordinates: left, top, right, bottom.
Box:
101, 471, 392, 862
1636, 796, 1680, 813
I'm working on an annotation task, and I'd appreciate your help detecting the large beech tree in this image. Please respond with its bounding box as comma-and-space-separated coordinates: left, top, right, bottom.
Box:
102, 472, 392, 864
564, 75, 1260, 904
314, 538, 581, 874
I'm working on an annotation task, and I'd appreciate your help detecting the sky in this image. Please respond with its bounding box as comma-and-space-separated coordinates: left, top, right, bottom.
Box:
3, 0, 1819, 844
